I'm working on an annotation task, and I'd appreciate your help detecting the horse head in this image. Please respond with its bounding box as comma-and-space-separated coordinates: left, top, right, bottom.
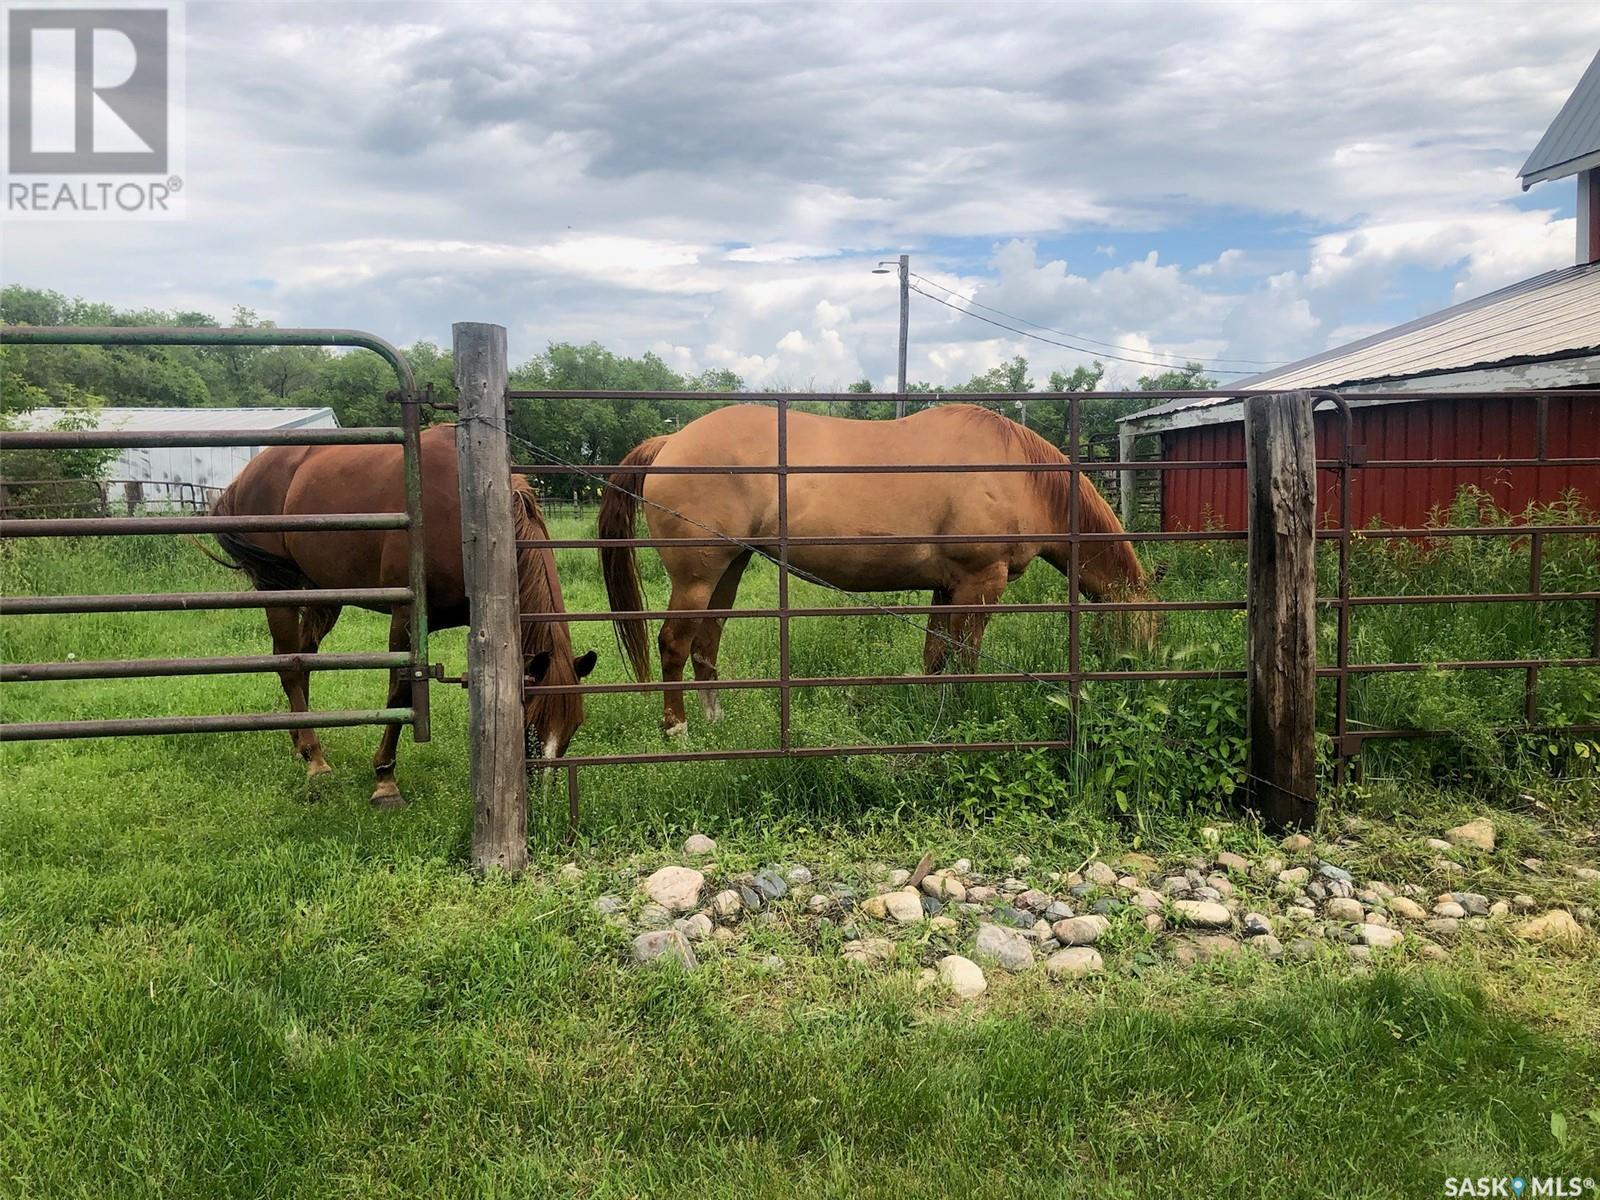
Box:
524, 648, 598, 761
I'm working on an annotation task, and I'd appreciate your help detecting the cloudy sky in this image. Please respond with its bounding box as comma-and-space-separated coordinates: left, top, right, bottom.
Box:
6, 1, 1598, 387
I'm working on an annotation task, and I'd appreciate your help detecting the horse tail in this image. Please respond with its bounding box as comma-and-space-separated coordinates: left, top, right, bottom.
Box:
205, 483, 315, 594
183, 533, 241, 571
599, 434, 670, 681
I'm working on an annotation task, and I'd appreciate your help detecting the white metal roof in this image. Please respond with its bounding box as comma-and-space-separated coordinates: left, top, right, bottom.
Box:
1121, 260, 1600, 432
1521, 50, 1600, 188
19, 406, 339, 431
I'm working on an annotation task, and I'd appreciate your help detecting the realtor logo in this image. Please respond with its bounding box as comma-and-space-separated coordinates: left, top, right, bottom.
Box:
8, 6, 167, 171
4, 1, 185, 217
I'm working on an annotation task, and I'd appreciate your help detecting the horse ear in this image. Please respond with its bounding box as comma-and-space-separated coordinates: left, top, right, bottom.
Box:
526, 651, 552, 683
574, 649, 598, 679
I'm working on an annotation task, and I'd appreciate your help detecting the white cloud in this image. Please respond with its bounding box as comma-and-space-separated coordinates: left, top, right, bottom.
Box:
4, 1, 1595, 388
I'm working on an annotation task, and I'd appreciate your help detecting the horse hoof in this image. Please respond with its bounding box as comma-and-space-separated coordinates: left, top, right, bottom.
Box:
663, 721, 689, 739
306, 760, 333, 780
370, 789, 408, 811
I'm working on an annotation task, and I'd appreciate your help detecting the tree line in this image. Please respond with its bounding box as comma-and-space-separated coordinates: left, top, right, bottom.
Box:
1, 284, 1213, 501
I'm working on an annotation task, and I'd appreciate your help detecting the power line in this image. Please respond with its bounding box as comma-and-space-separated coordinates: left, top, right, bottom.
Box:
908, 272, 1288, 371
907, 284, 1261, 376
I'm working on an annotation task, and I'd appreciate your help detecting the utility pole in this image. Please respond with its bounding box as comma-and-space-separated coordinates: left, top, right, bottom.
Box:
874, 255, 911, 417
895, 253, 909, 417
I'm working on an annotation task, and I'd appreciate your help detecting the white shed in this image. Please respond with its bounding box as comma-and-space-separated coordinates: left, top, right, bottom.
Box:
21, 406, 340, 510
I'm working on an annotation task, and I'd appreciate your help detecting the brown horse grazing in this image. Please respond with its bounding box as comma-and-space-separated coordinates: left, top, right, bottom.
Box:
599, 403, 1156, 736
206, 423, 596, 806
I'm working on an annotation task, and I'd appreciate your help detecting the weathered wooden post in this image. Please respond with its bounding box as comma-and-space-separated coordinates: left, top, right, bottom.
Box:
453, 322, 527, 874
1244, 390, 1318, 828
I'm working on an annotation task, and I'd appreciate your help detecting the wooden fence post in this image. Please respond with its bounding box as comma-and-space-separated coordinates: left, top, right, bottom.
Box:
453, 322, 527, 874
1244, 390, 1318, 828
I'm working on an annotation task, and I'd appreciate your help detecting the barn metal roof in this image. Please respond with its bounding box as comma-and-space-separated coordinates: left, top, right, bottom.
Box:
1520, 50, 1600, 187
19, 406, 339, 430
1121, 260, 1600, 431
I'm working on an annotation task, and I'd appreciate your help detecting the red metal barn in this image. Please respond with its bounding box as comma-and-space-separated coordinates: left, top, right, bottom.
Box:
1120, 262, 1600, 531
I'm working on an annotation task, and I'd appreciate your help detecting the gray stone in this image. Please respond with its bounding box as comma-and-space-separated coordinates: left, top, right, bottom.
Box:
1043, 900, 1074, 923
1090, 897, 1124, 916
785, 865, 813, 886
1131, 889, 1163, 910
631, 930, 698, 969
642, 865, 705, 913
1425, 917, 1460, 937
806, 893, 832, 915
1068, 882, 1096, 899
682, 833, 717, 856
992, 905, 1033, 928
965, 886, 997, 903
973, 923, 1035, 971
1425, 838, 1454, 852
1160, 876, 1192, 896
1277, 867, 1310, 886
921, 895, 943, 917
887, 869, 911, 886
937, 954, 988, 998
675, 913, 713, 942
1512, 893, 1538, 913
922, 875, 967, 903
1325, 897, 1364, 923
1249, 933, 1284, 959
1085, 862, 1118, 888
751, 870, 788, 901
1206, 874, 1234, 897
882, 888, 925, 924
738, 885, 763, 912
1052, 914, 1110, 946
1287, 937, 1318, 960
592, 895, 626, 916
1044, 946, 1104, 979
1326, 880, 1355, 900
1243, 911, 1273, 937
1432, 900, 1466, 919
1143, 912, 1166, 933
1450, 892, 1490, 916
1216, 851, 1250, 874
1356, 923, 1403, 949
1172, 900, 1232, 928
1192, 886, 1223, 903
710, 889, 743, 918
1316, 862, 1354, 884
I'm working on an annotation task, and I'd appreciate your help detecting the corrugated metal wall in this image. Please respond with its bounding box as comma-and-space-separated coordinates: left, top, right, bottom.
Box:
1160, 393, 1600, 529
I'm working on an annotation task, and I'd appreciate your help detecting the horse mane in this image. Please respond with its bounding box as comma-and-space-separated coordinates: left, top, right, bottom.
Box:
510, 475, 582, 734
946, 404, 1145, 595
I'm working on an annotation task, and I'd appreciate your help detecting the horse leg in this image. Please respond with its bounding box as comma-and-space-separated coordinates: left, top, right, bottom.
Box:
922, 587, 954, 674
267, 605, 325, 777
294, 604, 342, 777
692, 550, 751, 723
659, 580, 716, 737
370, 609, 412, 810
946, 564, 1009, 672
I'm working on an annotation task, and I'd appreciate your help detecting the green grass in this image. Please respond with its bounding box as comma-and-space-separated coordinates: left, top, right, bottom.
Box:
2, 505, 1598, 1197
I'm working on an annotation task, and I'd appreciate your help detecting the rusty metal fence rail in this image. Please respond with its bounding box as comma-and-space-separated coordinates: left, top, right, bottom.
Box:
497, 384, 1599, 829
0, 326, 431, 744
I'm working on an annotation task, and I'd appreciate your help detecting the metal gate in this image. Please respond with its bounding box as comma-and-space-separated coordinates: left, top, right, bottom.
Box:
0, 326, 431, 743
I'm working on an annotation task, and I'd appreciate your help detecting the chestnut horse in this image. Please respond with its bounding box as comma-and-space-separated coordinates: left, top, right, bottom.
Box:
205, 423, 595, 806
599, 403, 1155, 736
